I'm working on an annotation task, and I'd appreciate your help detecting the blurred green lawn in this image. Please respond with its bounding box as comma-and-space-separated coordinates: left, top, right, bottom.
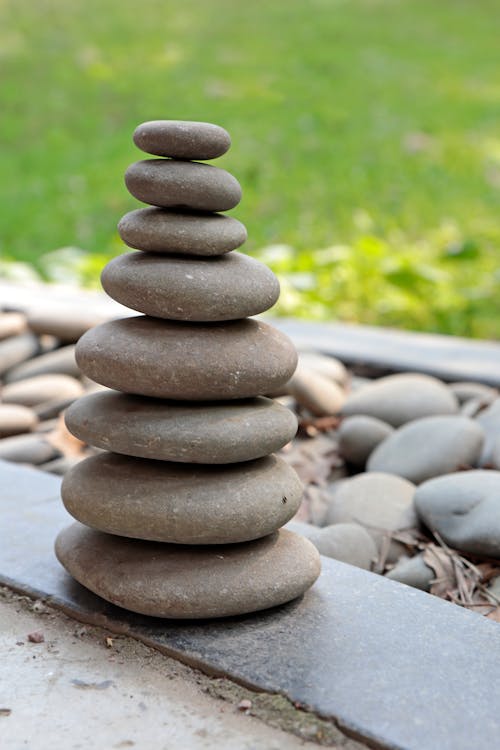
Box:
2, 0, 500, 336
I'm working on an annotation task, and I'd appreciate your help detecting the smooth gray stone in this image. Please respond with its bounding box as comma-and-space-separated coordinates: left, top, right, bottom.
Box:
65, 392, 297, 463
0, 333, 39, 376
313, 523, 377, 570
125, 160, 241, 212
101, 251, 280, 321
386, 554, 434, 591
34, 397, 81, 421
338, 415, 394, 467
0, 404, 38, 438
297, 352, 349, 386
62, 453, 303, 544
76, 316, 298, 401
368, 416, 485, 484
415, 470, 500, 558
133, 120, 231, 160
326, 472, 417, 563
476, 399, 500, 465
3, 459, 500, 750
285, 366, 345, 416
2, 374, 84, 407
56, 524, 320, 619
27, 309, 108, 343
0, 434, 58, 465
4, 345, 80, 382
41, 455, 84, 476
341, 373, 458, 427
449, 381, 497, 405
118, 208, 247, 256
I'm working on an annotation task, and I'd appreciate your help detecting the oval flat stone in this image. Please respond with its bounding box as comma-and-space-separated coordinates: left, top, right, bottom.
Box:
0, 404, 38, 438
4, 345, 79, 383
133, 120, 231, 160
0, 333, 39, 376
65, 392, 297, 463
27, 309, 109, 343
118, 208, 247, 256
2, 374, 84, 407
101, 252, 280, 321
62, 452, 302, 544
125, 160, 241, 212
55, 523, 321, 618
76, 317, 297, 400
0, 312, 27, 340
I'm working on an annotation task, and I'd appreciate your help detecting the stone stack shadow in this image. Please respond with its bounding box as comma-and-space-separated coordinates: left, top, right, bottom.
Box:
55, 120, 321, 619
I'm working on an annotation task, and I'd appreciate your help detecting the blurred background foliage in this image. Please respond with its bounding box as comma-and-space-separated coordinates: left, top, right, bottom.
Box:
1, 0, 500, 337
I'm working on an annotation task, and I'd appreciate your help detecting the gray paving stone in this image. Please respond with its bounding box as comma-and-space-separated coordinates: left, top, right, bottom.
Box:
1, 460, 500, 749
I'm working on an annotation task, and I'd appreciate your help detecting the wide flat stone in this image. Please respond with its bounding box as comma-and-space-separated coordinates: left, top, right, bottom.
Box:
101, 251, 280, 321
27, 308, 108, 343
2, 459, 500, 750
61, 452, 302, 544
76, 316, 298, 400
118, 208, 247, 256
55, 523, 320, 619
125, 160, 241, 212
0, 333, 39, 376
65, 392, 297, 463
2, 373, 84, 407
4, 344, 79, 382
133, 120, 231, 160
0, 403, 38, 438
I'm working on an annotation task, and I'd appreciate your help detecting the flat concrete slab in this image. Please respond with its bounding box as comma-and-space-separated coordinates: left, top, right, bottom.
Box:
2, 460, 500, 749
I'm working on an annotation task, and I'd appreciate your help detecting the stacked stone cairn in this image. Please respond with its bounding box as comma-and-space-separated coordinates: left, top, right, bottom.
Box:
55, 120, 321, 619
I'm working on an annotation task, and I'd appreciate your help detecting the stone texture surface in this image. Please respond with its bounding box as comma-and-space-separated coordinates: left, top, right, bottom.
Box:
76, 316, 298, 400
118, 208, 247, 255
133, 120, 231, 160
325, 472, 417, 562
338, 415, 394, 467
341, 373, 459, 427
386, 554, 434, 591
415, 470, 500, 558
0, 404, 38, 438
61, 452, 303, 544
4, 344, 79, 382
2, 374, 84, 407
65, 392, 297, 463
101, 251, 280, 321
286, 367, 345, 416
367, 416, 484, 484
125, 160, 242, 212
55, 523, 320, 618
3, 460, 500, 750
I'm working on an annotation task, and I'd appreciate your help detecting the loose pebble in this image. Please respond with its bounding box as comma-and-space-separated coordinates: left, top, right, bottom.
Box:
0, 404, 38, 438
338, 415, 394, 467
386, 554, 434, 591
286, 366, 345, 416
4, 345, 79, 383
2, 374, 84, 407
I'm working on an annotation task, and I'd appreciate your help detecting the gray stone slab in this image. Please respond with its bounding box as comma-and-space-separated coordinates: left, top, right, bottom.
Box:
2, 460, 500, 749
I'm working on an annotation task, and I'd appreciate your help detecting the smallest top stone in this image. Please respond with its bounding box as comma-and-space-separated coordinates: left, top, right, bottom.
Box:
133, 120, 231, 160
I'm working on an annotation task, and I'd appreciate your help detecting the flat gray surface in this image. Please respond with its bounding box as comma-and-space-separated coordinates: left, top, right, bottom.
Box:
2, 459, 500, 750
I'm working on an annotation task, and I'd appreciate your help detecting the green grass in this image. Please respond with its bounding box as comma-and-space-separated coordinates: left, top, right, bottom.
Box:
2, 0, 500, 336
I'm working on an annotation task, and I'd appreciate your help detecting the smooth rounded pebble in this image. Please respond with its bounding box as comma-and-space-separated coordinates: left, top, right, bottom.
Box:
0, 434, 58, 464
65, 392, 297, 463
76, 316, 297, 400
101, 251, 280, 321
325, 472, 417, 563
0, 333, 39, 376
0, 312, 27, 340
125, 160, 241, 212
286, 520, 377, 569
2, 374, 84, 408
476, 399, 500, 465
285, 366, 345, 416
415, 470, 500, 558
297, 352, 349, 386
55, 524, 321, 619
118, 208, 247, 256
367, 416, 484, 484
0, 404, 38, 438
4, 345, 79, 383
386, 554, 434, 591
62, 452, 302, 544
27, 309, 109, 343
338, 415, 394, 467
341, 373, 458, 427
133, 120, 231, 160
449, 381, 497, 406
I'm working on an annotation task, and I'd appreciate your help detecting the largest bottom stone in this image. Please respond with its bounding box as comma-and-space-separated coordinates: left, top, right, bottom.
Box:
55, 523, 321, 619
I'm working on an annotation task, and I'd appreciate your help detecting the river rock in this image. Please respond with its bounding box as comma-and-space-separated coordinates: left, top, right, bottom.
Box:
286, 367, 345, 416
449, 381, 497, 406
338, 415, 394, 467
0, 434, 59, 464
101, 251, 280, 321
367, 416, 484, 484
65, 392, 297, 463
415, 470, 500, 558
476, 399, 500, 465
27, 309, 109, 343
0, 404, 38, 438
325, 472, 417, 563
62, 453, 302, 544
41, 455, 85, 476
386, 554, 434, 591
2, 374, 84, 407
0, 312, 27, 340
315, 523, 377, 569
0, 333, 39, 376
341, 373, 458, 427
125, 160, 242, 212
55, 523, 321, 619
297, 352, 349, 386
76, 316, 297, 400
133, 120, 231, 160
118, 208, 247, 255
4, 345, 79, 383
